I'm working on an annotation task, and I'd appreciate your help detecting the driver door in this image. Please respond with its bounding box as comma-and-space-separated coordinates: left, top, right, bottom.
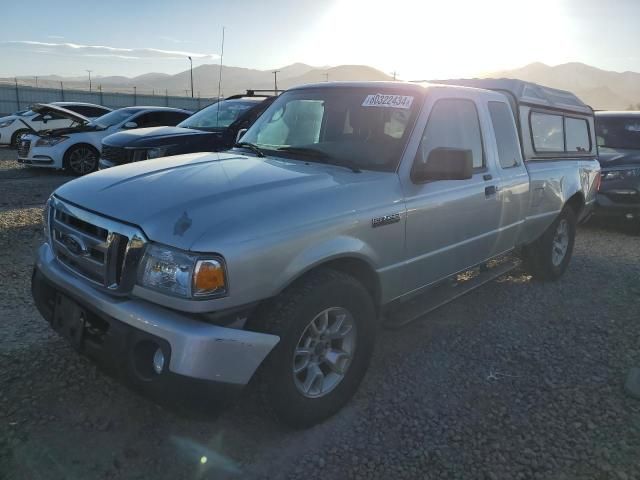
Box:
400, 94, 505, 293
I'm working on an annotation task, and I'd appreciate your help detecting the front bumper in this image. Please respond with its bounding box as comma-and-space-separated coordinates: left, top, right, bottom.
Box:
594, 191, 640, 219
33, 242, 279, 387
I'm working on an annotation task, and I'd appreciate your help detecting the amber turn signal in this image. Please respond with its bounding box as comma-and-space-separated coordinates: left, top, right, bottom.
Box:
193, 259, 226, 296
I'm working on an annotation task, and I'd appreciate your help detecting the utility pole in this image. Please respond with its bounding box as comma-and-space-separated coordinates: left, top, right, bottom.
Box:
322, 72, 329, 82
272, 70, 280, 92
86, 70, 93, 92
60, 81, 65, 101
188, 56, 194, 98
391, 71, 398, 81
34, 76, 38, 88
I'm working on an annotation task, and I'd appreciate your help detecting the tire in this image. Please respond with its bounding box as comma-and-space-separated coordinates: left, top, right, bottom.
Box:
522, 206, 577, 281
64, 144, 99, 176
253, 268, 377, 428
10, 129, 29, 148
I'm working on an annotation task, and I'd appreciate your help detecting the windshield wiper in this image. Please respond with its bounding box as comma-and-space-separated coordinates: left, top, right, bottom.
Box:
235, 141, 265, 158
276, 146, 361, 173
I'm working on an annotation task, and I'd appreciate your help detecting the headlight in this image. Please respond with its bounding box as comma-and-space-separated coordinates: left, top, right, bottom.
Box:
137, 244, 227, 298
602, 167, 640, 181
146, 145, 174, 159
0, 119, 15, 128
35, 136, 69, 147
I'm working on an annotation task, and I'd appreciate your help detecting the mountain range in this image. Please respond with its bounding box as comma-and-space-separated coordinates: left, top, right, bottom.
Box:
4, 62, 639, 109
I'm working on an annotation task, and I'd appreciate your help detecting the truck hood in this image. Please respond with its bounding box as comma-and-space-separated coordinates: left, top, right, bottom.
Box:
598, 147, 640, 168
53, 152, 398, 251
102, 126, 213, 148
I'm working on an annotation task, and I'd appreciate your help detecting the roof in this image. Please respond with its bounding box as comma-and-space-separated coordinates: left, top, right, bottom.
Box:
289, 81, 429, 93
116, 106, 192, 112
595, 110, 640, 117
50, 101, 109, 107
426, 78, 592, 114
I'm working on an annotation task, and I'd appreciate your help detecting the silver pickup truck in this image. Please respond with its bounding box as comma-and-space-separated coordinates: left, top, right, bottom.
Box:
32, 80, 600, 427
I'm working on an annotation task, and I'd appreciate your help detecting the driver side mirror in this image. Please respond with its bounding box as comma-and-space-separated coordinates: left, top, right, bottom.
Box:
412, 147, 473, 183
236, 128, 248, 143
42, 114, 52, 124
123, 121, 138, 129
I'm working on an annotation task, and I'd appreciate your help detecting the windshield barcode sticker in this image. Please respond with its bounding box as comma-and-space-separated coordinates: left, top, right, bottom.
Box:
362, 94, 414, 109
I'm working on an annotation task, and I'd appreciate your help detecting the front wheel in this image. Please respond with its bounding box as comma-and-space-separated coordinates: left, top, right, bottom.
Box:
522, 206, 577, 281
10, 129, 29, 148
64, 144, 99, 176
254, 269, 377, 428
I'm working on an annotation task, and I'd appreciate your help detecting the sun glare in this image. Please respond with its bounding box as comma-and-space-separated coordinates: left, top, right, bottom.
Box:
306, 0, 572, 80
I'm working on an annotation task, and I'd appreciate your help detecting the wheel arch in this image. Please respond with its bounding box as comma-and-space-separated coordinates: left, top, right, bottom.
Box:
278, 254, 382, 310
565, 191, 585, 218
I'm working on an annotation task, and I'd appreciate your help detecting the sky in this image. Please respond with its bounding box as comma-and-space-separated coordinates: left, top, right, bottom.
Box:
1, 0, 639, 80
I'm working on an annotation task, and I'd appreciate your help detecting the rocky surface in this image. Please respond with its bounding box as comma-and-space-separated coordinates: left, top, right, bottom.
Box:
1, 146, 639, 479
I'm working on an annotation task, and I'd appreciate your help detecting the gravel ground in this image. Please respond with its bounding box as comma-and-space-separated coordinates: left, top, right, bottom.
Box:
1, 145, 639, 480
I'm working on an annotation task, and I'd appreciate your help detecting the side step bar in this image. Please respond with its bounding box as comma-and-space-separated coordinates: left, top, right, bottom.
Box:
383, 255, 520, 329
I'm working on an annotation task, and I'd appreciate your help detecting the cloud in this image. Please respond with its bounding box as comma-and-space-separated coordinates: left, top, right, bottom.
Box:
2, 40, 218, 61
47, 35, 65, 40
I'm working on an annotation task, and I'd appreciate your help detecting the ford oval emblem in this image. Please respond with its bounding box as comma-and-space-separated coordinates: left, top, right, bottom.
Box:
60, 233, 88, 256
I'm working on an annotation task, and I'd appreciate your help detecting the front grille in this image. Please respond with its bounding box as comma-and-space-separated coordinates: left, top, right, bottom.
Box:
18, 138, 31, 157
49, 198, 147, 293
101, 145, 131, 165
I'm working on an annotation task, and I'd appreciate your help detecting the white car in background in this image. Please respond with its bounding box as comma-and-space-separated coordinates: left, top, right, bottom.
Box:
0, 102, 112, 147
17, 104, 192, 175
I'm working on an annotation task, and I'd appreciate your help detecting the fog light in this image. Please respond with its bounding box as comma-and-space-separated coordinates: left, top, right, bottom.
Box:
153, 348, 165, 374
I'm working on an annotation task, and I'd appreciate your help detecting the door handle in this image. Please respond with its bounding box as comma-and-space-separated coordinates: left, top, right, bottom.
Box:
485, 185, 498, 197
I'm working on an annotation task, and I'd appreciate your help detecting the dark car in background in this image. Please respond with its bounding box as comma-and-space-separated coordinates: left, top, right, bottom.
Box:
99, 91, 277, 169
594, 111, 640, 227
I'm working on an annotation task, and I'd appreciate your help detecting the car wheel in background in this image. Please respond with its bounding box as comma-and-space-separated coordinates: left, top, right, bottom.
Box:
522, 206, 577, 281
64, 144, 99, 176
10, 129, 30, 148
252, 268, 377, 428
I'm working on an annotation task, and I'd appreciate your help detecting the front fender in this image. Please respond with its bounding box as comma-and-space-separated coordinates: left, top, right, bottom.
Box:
276, 235, 380, 294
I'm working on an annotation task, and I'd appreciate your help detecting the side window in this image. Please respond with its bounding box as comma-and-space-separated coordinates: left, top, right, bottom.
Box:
565, 117, 591, 152
417, 98, 484, 169
163, 111, 190, 126
133, 112, 164, 128
488, 101, 522, 168
531, 112, 563, 152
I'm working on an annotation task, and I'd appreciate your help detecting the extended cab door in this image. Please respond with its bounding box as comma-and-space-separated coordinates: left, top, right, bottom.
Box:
398, 90, 507, 293
485, 100, 530, 252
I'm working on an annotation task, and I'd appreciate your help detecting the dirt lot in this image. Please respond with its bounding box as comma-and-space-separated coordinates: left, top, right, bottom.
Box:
1, 146, 639, 480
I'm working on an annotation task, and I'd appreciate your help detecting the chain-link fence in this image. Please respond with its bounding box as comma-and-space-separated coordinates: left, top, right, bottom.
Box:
0, 82, 217, 115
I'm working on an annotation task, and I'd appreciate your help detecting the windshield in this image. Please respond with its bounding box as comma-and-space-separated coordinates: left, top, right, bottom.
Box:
94, 108, 141, 128
240, 88, 422, 172
178, 99, 257, 130
596, 116, 640, 149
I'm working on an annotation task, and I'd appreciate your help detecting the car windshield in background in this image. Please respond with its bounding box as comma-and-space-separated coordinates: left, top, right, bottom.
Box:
94, 108, 143, 128
596, 116, 640, 149
240, 88, 422, 172
178, 99, 257, 130
16, 110, 36, 117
